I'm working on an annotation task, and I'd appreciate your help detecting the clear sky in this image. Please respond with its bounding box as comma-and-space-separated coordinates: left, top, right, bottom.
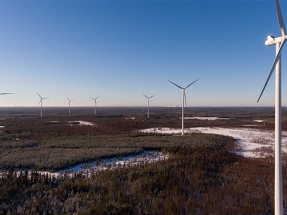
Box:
0, 0, 286, 107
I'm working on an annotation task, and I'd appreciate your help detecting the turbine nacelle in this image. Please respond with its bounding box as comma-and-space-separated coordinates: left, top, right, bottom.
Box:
265, 35, 284, 46
90, 95, 100, 101
66, 97, 73, 103
142, 93, 155, 100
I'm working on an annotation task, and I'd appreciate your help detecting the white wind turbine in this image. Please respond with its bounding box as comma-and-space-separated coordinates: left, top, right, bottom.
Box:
37, 92, 49, 117
66, 97, 73, 115
168, 79, 198, 136
89, 96, 100, 115
257, 0, 287, 214
142, 94, 155, 118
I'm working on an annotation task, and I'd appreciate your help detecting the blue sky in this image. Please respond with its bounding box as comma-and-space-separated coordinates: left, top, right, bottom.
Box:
0, 0, 286, 107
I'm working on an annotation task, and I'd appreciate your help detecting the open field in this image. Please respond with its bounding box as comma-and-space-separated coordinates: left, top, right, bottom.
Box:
1, 106, 287, 214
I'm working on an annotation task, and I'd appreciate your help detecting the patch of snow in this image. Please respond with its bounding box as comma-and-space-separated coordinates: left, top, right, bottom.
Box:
254, 120, 263, 123
140, 127, 183, 134
139, 127, 287, 158
125, 117, 135, 120
180, 117, 230, 120
69, 121, 94, 126
54, 150, 167, 177
1, 150, 168, 178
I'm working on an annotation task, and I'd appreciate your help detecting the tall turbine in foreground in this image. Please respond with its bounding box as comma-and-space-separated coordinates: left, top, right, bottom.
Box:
37, 92, 49, 117
66, 97, 73, 114
168, 79, 198, 136
257, 0, 287, 214
90, 96, 100, 115
142, 94, 155, 118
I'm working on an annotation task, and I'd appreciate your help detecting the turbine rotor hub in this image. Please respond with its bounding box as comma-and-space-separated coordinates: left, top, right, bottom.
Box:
265, 35, 285, 46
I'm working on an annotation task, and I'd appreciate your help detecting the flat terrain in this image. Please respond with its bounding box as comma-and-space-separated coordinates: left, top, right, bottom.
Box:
1, 106, 287, 214
0, 106, 282, 171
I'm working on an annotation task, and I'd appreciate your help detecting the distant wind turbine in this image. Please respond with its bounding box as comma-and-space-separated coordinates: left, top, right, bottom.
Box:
168, 79, 198, 136
142, 94, 155, 118
89, 96, 100, 115
37, 92, 49, 117
257, 0, 287, 214
66, 97, 73, 115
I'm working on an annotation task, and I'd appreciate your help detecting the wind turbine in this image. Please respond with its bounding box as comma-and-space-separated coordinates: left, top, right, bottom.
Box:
142, 94, 155, 118
168, 79, 198, 136
37, 92, 49, 117
66, 97, 73, 115
89, 96, 100, 115
257, 0, 287, 214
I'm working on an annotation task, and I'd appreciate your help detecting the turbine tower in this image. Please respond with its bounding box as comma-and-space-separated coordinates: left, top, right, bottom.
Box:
168, 79, 198, 136
142, 94, 155, 118
66, 97, 73, 115
257, 0, 286, 214
89, 96, 100, 115
37, 92, 49, 117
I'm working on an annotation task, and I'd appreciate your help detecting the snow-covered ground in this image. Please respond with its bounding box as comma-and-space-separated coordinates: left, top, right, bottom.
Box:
3, 150, 167, 178
140, 127, 287, 158
69, 121, 94, 126
54, 150, 167, 177
2, 126, 283, 177
180, 117, 230, 120
254, 120, 263, 123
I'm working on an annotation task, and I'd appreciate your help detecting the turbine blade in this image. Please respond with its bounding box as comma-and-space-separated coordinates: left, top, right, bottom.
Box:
276, 0, 286, 36
142, 93, 148, 98
185, 79, 199, 89
168, 80, 183, 89
257, 41, 286, 103
38, 99, 41, 105
89, 97, 95, 100
96, 95, 100, 99
37, 92, 42, 99
0, 93, 14, 95
150, 94, 156, 99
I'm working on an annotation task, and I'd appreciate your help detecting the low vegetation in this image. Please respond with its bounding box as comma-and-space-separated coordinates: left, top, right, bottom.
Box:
1, 107, 287, 214
0, 133, 230, 171
2, 138, 287, 214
